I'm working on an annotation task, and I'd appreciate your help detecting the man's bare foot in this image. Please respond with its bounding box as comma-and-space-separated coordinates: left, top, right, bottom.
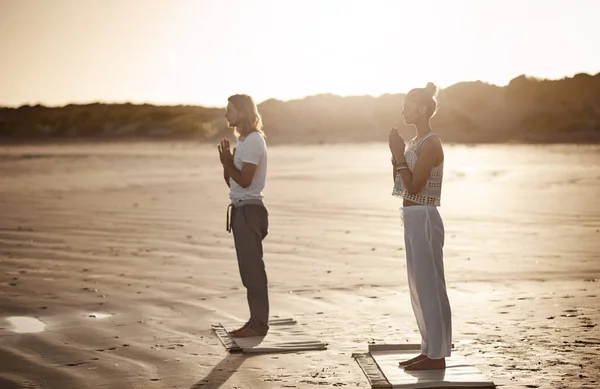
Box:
228, 321, 250, 337
231, 326, 268, 338
399, 354, 427, 367
404, 357, 446, 371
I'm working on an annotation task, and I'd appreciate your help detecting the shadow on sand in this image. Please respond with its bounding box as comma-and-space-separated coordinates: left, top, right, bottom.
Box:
190, 337, 267, 389
190, 353, 253, 389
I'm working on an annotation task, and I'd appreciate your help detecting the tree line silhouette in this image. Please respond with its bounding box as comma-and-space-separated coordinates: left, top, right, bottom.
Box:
1, 73, 599, 143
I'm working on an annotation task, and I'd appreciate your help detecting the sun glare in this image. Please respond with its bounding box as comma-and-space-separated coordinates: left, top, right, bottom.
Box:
0, 0, 598, 107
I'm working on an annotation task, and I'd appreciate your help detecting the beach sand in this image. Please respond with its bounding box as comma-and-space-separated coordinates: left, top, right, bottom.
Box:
0, 141, 599, 389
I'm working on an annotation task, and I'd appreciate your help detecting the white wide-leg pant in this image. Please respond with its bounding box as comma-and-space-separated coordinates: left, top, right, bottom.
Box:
402, 205, 452, 359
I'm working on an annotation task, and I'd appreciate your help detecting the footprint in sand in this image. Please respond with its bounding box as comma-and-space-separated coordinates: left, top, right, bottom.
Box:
560, 309, 578, 318
87, 312, 111, 319
65, 362, 87, 367
95, 346, 118, 352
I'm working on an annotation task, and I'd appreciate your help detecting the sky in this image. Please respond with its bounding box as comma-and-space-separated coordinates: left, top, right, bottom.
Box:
1, 0, 599, 108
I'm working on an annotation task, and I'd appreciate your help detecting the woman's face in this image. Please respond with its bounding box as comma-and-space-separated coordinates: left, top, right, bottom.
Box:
402, 96, 424, 125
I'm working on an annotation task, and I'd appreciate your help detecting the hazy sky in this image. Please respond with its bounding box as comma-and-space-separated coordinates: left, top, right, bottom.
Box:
1, 0, 599, 107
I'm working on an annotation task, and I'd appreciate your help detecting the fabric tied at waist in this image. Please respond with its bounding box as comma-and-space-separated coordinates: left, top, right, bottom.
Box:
226, 199, 264, 232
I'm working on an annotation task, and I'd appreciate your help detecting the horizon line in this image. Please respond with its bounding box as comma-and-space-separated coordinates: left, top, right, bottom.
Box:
2, 71, 599, 110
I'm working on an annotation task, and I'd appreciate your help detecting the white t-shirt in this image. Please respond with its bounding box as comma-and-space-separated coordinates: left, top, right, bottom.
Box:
229, 131, 267, 202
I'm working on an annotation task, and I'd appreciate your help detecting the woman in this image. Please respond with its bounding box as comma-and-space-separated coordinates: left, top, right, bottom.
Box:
389, 82, 452, 370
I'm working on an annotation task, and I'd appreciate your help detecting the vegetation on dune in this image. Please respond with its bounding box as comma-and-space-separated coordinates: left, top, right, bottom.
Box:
1, 73, 599, 143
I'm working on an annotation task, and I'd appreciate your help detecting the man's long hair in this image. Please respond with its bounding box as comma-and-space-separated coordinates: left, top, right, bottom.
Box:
227, 94, 264, 137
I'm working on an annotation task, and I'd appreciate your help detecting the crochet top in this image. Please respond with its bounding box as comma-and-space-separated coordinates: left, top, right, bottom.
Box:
392, 132, 443, 206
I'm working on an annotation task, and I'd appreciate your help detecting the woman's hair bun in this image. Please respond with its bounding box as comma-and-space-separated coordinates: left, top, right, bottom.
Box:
425, 82, 438, 97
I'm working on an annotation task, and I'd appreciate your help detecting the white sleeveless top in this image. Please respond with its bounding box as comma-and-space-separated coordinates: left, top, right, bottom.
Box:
392, 132, 443, 206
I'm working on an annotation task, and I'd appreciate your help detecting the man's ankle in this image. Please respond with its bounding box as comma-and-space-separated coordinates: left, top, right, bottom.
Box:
249, 318, 269, 333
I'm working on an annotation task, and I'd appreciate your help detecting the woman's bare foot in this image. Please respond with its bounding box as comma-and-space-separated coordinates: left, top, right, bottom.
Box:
405, 357, 446, 371
399, 354, 427, 367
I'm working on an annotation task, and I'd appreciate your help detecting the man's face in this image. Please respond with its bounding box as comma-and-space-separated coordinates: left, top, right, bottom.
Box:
224, 102, 240, 128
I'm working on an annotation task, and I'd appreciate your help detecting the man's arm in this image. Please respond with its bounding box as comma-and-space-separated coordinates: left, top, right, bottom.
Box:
223, 167, 231, 187
222, 147, 235, 187
225, 135, 264, 188
224, 162, 258, 188
396, 138, 442, 195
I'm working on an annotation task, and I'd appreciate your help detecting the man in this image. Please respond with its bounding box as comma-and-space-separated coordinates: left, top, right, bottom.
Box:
217, 94, 270, 338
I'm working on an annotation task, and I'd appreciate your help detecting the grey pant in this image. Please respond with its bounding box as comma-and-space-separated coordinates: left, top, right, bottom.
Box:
230, 203, 270, 331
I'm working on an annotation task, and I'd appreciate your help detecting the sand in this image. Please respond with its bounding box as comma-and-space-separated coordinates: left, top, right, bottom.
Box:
0, 141, 599, 389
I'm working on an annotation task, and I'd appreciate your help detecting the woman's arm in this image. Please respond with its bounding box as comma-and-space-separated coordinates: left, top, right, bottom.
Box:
396, 138, 442, 195
392, 157, 399, 183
